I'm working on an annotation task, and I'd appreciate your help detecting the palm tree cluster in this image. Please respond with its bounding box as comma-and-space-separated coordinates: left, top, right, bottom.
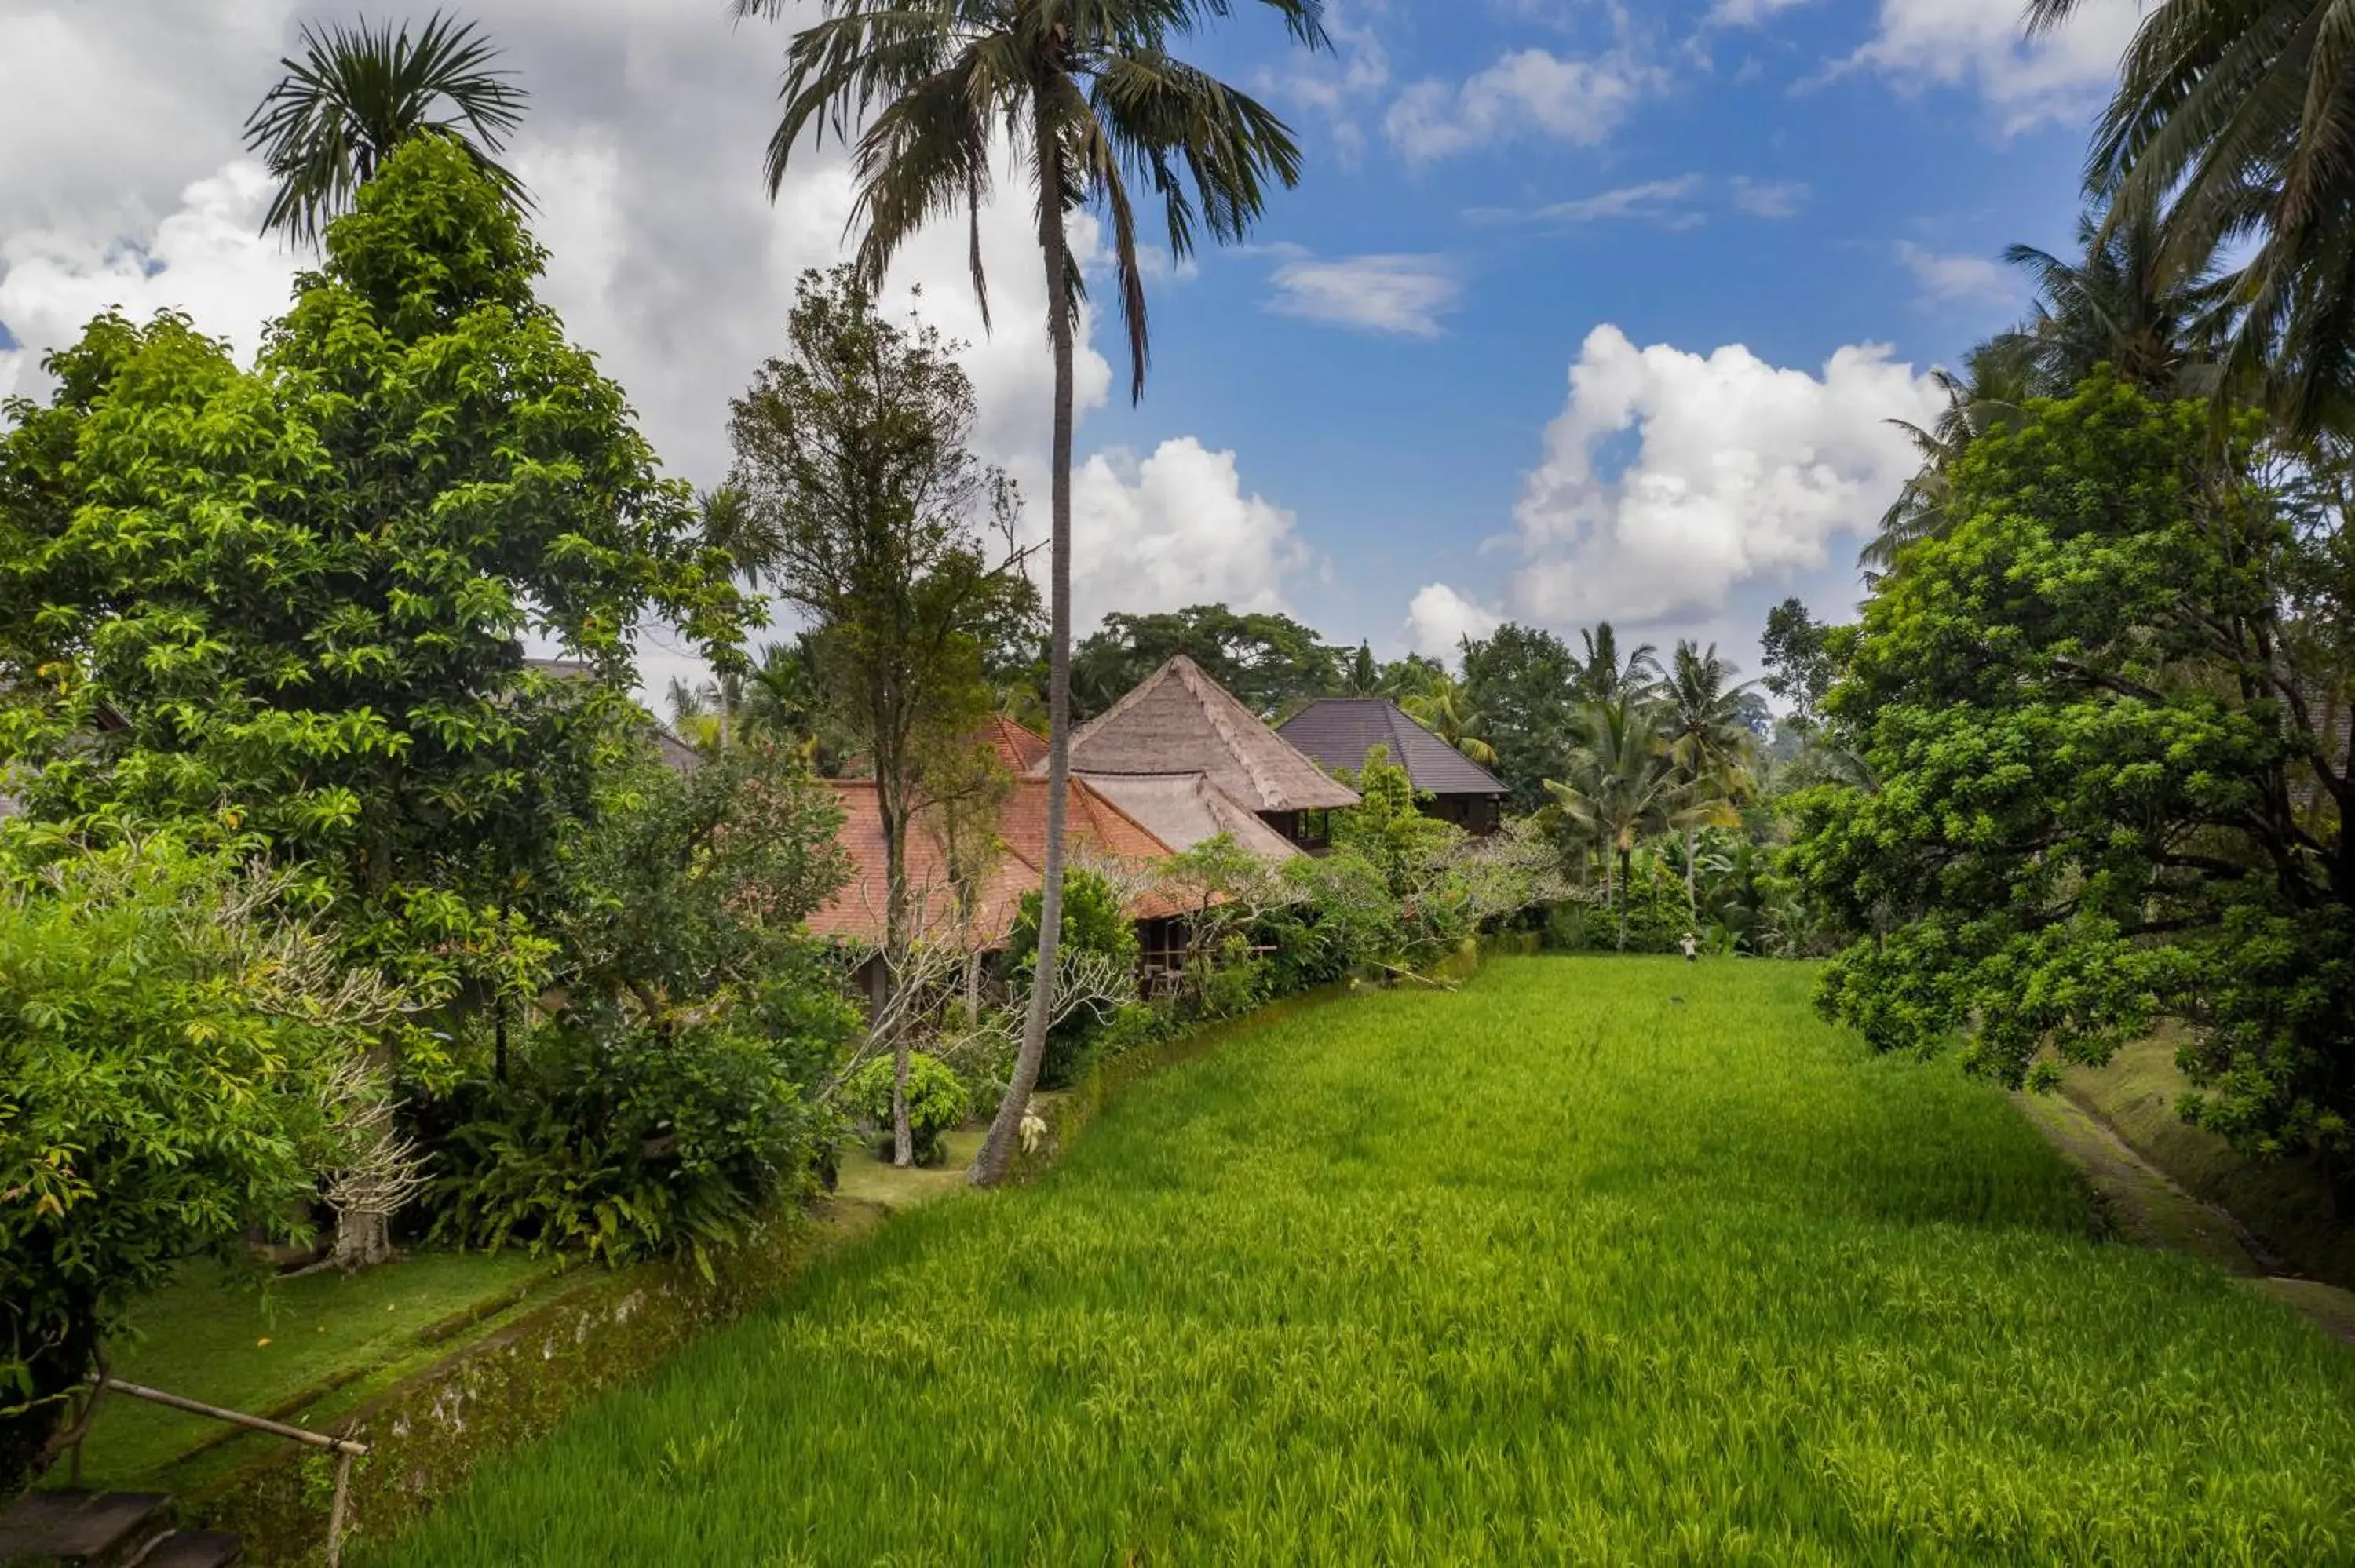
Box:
1875, 0, 2355, 573
1537, 632, 1759, 948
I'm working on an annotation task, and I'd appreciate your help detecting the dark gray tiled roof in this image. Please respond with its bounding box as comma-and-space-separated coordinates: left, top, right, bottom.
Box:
1277, 698, 1507, 798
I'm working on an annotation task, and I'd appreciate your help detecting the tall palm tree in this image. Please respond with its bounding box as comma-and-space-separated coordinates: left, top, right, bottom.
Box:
2003, 202, 2230, 398
1399, 672, 1499, 767
1542, 695, 1690, 950
2027, 0, 2355, 433
1864, 335, 2039, 577
1574, 622, 1660, 705
1659, 640, 1758, 917
245, 11, 528, 244
737, 0, 1327, 1186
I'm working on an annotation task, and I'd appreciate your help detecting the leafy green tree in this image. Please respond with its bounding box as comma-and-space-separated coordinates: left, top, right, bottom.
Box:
1, 831, 405, 1493
1461, 622, 1580, 811
1866, 337, 2039, 575
1334, 746, 1463, 901
1759, 598, 1836, 730
735, 0, 1327, 1189
1789, 374, 2355, 1200
1074, 604, 1344, 720
721, 268, 1033, 1166
0, 135, 747, 991
244, 11, 528, 244
1005, 867, 1141, 1088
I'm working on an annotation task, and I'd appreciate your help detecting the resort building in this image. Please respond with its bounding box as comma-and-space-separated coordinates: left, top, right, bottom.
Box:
1277, 698, 1509, 835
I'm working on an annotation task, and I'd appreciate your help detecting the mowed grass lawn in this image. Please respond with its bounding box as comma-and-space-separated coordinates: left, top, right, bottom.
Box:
374, 958, 2355, 1566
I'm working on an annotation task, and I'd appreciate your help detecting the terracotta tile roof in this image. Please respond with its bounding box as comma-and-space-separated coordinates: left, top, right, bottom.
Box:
809, 772, 1190, 950
980, 714, 1050, 772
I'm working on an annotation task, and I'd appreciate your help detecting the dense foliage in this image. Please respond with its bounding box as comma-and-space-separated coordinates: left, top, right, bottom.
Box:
0, 832, 400, 1492
1072, 605, 1345, 720
1004, 868, 1144, 1088
420, 742, 857, 1273
844, 1053, 970, 1167
0, 134, 747, 990
1791, 375, 2353, 1194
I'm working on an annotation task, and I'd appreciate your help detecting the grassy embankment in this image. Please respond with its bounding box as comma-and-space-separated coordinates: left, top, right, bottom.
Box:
374, 957, 2355, 1566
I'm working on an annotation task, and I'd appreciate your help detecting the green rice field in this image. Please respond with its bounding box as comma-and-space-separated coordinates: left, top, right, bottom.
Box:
372, 957, 2355, 1566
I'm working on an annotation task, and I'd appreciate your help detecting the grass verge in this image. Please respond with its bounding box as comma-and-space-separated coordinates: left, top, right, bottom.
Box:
368, 957, 2355, 1566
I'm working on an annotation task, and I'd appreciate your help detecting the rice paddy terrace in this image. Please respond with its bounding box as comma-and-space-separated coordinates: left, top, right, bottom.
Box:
374, 957, 2355, 1566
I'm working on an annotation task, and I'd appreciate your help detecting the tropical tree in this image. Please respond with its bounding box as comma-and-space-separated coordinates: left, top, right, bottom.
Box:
1073, 603, 1343, 719
1572, 622, 1660, 705
2026, 0, 2355, 433
736, 0, 1327, 1187
2003, 203, 2229, 398
1865, 336, 2039, 574
1460, 622, 1579, 810
1543, 695, 1689, 950
1399, 670, 1499, 766
721, 268, 1029, 1167
1659, 641, 1757, 916
244, 10, 528, 244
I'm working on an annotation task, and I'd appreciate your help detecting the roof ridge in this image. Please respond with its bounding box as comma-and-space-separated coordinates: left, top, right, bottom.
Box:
1177, 658, 1285, 806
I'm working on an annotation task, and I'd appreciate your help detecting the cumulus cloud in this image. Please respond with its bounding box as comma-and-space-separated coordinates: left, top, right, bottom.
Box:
1896, 241, 2020, 305
1404, 583, 1502, 658
1265, 250, 1459, 337
1843, 0, 2141, 131
1068, 438, 1312, 625
1501, 325, 1948, 625
1386, 49, 1659, 162
0, 160, 299, 399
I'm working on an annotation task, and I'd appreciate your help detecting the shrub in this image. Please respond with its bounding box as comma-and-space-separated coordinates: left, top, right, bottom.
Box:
1005, 868, 1141, 1088
0, 830, 400, 1492
845, 1052, 971, 1166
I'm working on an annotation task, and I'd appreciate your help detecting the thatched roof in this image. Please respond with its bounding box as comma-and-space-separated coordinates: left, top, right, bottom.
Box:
1077, 771, 1302, 862
1278, 698, 1507, 799
1050, 655, 1359, 813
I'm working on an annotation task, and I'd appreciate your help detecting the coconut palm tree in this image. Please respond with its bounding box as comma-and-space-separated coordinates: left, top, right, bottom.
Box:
1573, 622, 1660, 705
244, 11, 528, 244
2003, 204, 2231, 398
735, 0, 1327, 1186
1399, 672, 1499, 767
1863, 335, 2039, 577
2026, 0, 2355, 433
1659, 640, 1758, 917
1542, 695, 1692, 950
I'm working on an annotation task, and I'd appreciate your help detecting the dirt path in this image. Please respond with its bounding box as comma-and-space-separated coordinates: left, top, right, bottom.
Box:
2014, 1088, 2355, 1345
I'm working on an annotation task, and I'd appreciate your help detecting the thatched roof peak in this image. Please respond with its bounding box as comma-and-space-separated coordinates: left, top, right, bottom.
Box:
1044, 655, 1359, 814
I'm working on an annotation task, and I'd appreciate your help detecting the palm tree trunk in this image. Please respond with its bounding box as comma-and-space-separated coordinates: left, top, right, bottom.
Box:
973, 115, 1072, 1187
1616, 844, 1631, 951
882, 796, 914, 1168
1685, 826, 1697, 919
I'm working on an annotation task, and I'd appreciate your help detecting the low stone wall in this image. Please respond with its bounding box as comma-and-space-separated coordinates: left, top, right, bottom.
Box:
188, 1204, 856, 1565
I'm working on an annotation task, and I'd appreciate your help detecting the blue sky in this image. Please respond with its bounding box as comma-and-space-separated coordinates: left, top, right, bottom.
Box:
0, 0, 2140, 684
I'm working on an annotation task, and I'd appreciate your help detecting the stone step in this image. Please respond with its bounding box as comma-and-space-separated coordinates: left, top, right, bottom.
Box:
0, 1490, 166, 1564
125, 1532, 242, 1568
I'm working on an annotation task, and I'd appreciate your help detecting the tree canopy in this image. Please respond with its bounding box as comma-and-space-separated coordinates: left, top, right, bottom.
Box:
1072, 604, 1344, 720
0, 133, 748, 972
1789, 374, 2353, 1194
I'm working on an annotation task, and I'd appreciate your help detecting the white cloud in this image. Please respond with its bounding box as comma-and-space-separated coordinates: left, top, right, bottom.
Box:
1386, 49, 1659, 162
1404, 584, 1501, 657
1469, 176, 1706, 228
1897, 241, 2019, 305
1845, 0, 2141, 131
1710, 0, 1813, 24
0, 160, 298, 400
1068, 438, 1311, 625
1266, 251, 1459, 337
1729, 177, 1810, 219
1502, 324, 1948, 625
1258, 0, 1390, 162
